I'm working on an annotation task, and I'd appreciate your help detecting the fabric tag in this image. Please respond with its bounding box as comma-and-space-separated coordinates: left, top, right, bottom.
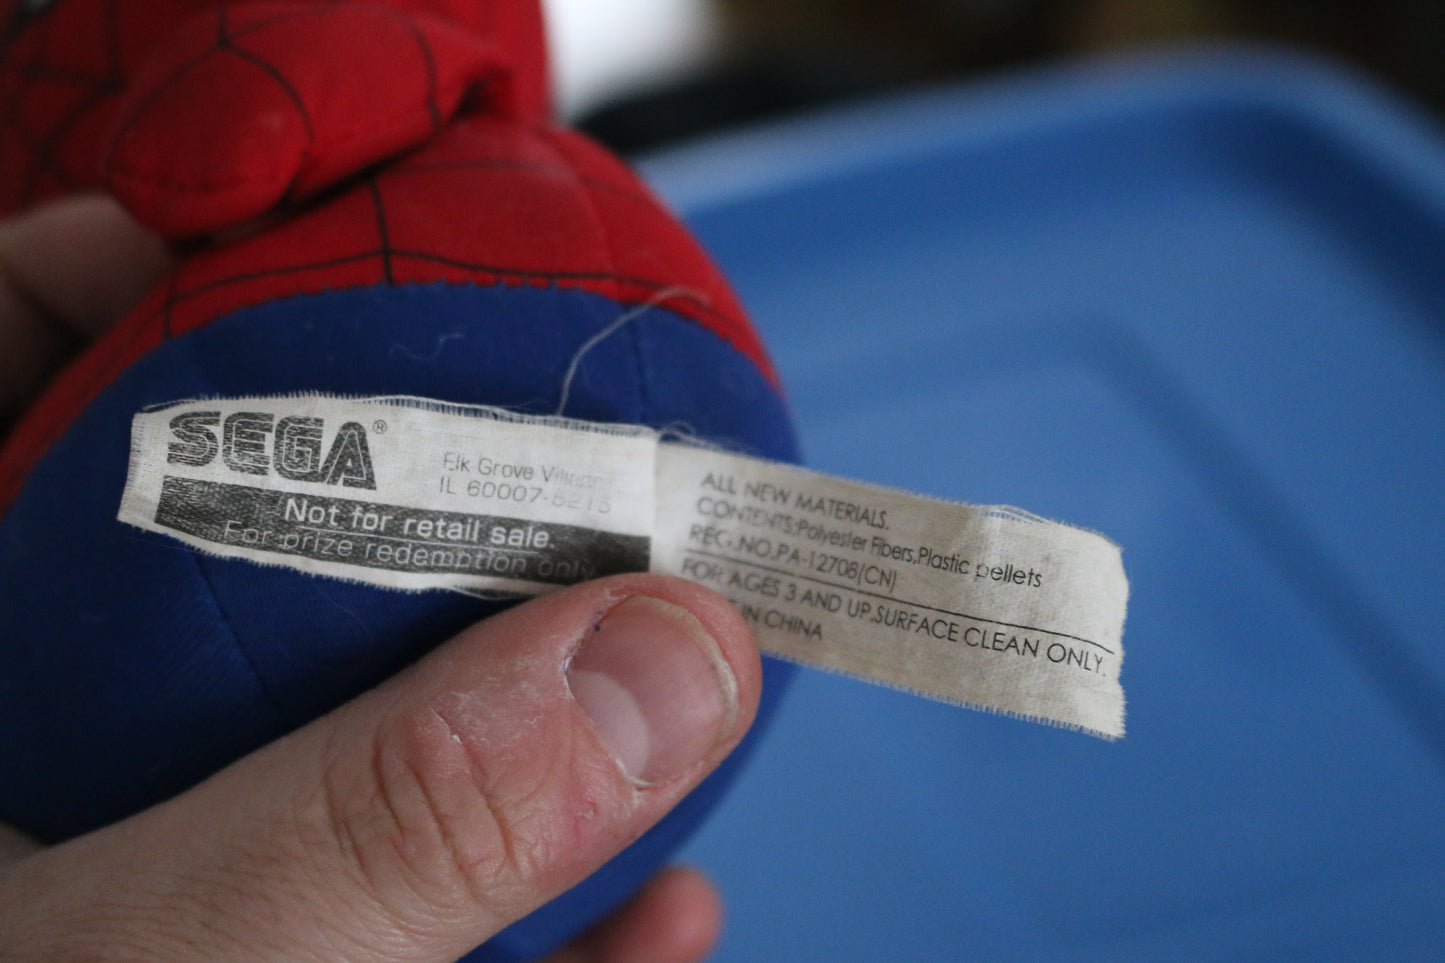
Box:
119, 395, 1128, 738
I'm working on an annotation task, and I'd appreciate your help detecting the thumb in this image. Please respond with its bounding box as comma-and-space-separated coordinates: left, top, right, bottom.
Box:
0, 574, 760, 962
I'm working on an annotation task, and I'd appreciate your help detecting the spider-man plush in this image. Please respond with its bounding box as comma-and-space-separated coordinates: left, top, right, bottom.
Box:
0, 1, 798, 958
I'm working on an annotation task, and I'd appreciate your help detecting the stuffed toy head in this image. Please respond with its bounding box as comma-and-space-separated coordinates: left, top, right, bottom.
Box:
0, 1, 798, 958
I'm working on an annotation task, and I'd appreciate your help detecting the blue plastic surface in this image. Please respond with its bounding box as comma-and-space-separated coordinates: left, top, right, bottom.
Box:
641, 48, 1445, 961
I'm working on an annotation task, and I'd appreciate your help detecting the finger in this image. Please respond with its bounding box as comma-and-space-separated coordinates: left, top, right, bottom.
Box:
0, 193, 171, 337
0, 574, 760, 963
0, 194, 171, 420
0, 823, 41, 867
542, 866, 723, 963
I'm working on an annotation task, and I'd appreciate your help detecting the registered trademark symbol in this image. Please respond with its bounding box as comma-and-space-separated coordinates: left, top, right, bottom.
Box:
372, 420, 387, 434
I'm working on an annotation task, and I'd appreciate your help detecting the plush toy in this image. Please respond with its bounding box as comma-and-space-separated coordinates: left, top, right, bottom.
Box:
0, 1, 798, 958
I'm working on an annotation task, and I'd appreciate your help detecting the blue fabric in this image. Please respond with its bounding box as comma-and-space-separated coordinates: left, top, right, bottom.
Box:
643, 50, 1445, 962
0, 282, 798, 961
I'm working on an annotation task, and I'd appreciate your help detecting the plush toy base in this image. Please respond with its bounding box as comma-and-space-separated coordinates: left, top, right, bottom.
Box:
0, 281, 798, 960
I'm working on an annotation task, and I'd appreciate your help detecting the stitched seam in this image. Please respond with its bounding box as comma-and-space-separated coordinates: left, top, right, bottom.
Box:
186, 550, 288, 723
628, 306, 654, 421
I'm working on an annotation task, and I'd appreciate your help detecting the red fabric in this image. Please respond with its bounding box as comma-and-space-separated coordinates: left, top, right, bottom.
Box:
0, 0, 778, 516
0, 0, 549, 212
108, 3, 526, 235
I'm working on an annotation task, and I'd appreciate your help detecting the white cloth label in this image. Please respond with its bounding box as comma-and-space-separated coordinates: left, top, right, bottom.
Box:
119, 396, 1128, 738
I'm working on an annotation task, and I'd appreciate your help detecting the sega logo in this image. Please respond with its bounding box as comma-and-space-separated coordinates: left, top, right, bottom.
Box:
167, 410, 376, 489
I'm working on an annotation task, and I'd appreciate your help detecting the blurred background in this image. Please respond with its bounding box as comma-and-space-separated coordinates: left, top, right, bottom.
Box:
541, 3, 1445, 961
547, 0, 1445, 151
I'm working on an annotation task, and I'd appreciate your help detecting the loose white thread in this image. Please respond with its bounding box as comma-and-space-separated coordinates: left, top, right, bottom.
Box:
555, 286, 694, 416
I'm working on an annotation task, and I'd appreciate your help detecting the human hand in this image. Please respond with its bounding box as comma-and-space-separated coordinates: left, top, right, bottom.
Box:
0, 193, 172, 429
0, 197, 758, 963
0, 573, 756, 962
